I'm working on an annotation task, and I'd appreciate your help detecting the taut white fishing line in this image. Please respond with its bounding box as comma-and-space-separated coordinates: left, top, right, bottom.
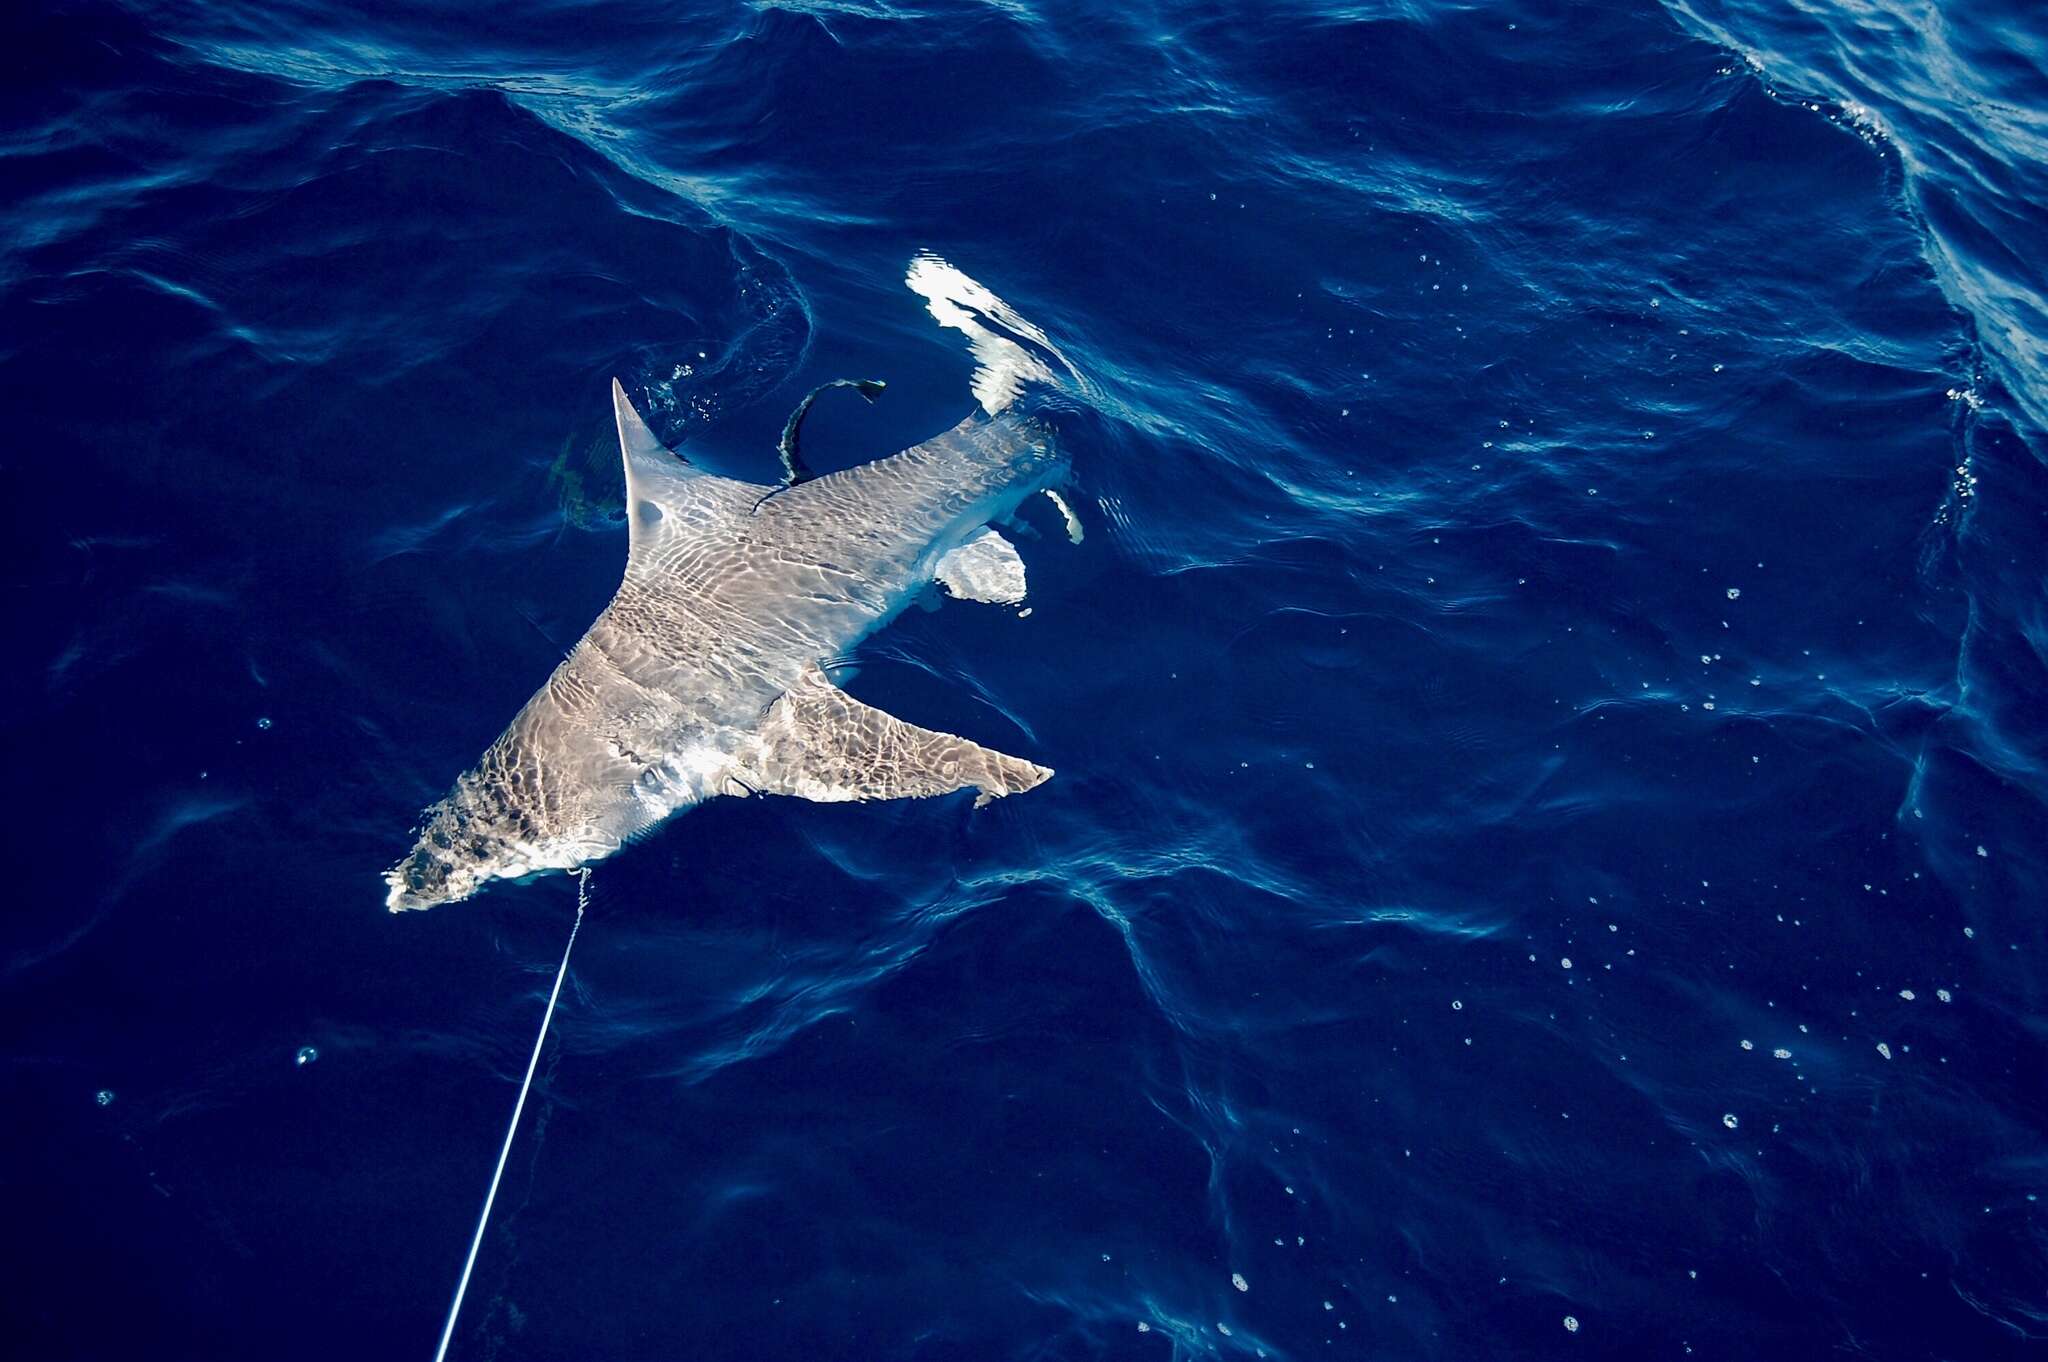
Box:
433, 868, 589, 1362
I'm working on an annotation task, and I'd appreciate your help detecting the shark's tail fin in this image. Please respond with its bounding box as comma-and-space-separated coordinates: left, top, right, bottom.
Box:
905, 253, 1076, 416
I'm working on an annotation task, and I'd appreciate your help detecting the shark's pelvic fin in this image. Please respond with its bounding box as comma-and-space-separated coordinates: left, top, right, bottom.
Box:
737, 664, 1050, 808
934, 528, 1027, 605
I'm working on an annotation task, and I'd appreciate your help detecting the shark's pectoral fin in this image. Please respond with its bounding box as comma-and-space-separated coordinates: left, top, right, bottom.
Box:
737, 665, 1050, 808
933, 528, 1027, 606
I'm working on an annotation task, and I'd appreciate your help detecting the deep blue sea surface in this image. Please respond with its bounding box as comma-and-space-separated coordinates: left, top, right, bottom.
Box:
8, 1, 2048, 1357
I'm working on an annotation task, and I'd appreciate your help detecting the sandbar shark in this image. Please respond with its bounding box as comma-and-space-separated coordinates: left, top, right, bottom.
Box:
385, 256, 1067, 911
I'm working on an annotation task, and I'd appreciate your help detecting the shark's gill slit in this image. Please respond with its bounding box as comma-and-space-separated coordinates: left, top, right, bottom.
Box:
434, 868, 589, 1362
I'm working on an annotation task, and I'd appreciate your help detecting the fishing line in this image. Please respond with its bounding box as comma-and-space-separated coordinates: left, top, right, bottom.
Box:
433, 868, 589, 1362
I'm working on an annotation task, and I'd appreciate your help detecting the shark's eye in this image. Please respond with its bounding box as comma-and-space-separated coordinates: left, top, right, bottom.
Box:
636, 500, 663, 527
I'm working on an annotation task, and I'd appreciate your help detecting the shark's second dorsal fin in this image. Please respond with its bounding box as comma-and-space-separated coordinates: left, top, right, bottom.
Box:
736, 664, 1051, 808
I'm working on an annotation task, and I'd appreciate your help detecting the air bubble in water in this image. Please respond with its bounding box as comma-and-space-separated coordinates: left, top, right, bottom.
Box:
296, 1046, 319, 1066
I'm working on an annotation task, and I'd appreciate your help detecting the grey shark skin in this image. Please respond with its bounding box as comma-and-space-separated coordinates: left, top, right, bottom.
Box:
385, 258, 1065, 911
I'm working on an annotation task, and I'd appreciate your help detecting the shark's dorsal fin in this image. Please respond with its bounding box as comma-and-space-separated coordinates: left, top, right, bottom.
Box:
610, 378, 765, 574
736, 664, 1050, 808
612, 378, 689, 503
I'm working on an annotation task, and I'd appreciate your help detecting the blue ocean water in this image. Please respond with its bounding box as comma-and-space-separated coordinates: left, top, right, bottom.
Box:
6, 0, 2048, 1356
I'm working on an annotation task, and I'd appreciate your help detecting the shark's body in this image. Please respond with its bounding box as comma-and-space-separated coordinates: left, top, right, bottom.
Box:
386, 258, 1065, 911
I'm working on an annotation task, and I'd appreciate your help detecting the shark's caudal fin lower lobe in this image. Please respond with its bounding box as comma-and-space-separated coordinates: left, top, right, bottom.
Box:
904, 253, 1076, 416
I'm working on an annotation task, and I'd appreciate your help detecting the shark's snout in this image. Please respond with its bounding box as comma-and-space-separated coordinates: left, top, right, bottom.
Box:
385, 844, 475, 912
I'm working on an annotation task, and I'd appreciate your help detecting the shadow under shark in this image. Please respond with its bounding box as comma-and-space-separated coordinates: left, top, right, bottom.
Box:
386, 256, 1068, 911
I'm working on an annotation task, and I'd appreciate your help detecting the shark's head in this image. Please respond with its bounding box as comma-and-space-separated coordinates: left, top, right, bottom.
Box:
383, 789, 548, 912
384, 837, 489, 912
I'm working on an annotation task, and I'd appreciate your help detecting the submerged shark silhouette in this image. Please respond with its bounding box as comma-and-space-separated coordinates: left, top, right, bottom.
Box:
385, 256, 1068, 911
